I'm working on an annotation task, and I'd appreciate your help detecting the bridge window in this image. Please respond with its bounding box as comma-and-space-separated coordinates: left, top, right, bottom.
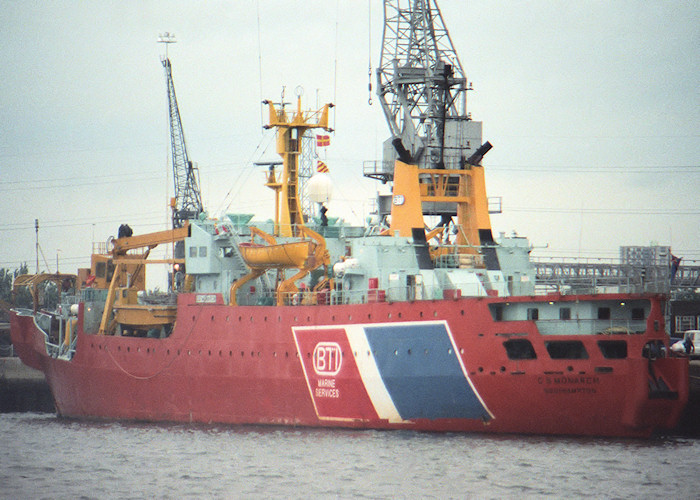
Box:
190, 247, 197, 258
545, 341, 588, 359
503, 339, 537, 360
199, 246, 207, 257
597, 340, 627, 359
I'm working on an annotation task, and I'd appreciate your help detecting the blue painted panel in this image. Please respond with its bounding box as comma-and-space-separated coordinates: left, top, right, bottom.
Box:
364, 323, 489, 420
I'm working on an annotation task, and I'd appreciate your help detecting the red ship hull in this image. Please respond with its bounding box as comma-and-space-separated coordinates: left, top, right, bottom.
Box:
10, 293, 688, 437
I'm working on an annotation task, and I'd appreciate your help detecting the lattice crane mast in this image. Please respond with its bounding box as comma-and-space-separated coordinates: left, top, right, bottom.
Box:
372, 0, 495, 249
159, 33, 203, 229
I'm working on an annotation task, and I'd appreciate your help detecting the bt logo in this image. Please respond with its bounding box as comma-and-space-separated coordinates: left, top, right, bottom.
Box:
313, 342, 342, 376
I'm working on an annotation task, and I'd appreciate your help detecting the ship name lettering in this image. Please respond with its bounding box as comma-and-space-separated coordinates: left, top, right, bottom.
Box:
538, 375, 600, 387
552, 376, 600, 385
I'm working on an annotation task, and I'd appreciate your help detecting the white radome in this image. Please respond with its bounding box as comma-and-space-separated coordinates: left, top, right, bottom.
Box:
308, 173, 333, 203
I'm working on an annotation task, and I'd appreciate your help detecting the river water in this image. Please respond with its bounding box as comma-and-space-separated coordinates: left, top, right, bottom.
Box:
1, 413, 697, 499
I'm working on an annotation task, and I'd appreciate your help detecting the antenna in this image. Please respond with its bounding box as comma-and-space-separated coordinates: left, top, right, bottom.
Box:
158, 32, 177, 58
35, 218, 39, 273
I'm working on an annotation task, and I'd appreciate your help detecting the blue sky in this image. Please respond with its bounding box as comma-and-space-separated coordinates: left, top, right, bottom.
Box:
1, 1, 698, 282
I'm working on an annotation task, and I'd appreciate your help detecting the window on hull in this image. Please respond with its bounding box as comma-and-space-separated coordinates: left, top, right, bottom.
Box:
642, 341, 667, 359
545, 340, 588, 359
597, 340, 627, 359
503, 339, 537, 360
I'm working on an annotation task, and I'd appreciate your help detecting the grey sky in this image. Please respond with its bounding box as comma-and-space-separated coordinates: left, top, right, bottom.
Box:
1, 1, 698, 279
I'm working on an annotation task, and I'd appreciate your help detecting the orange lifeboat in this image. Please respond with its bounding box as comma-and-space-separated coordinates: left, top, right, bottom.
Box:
239, 240, 315, 269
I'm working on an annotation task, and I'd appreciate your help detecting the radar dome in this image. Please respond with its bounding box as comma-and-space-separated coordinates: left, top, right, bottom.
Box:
307, 173, 333, 203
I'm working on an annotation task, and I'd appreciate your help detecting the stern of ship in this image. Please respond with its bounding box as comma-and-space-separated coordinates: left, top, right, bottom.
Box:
621, 355, 689, 434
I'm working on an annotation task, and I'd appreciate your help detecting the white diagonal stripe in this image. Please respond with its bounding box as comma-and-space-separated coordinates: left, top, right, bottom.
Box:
345, 324, 403, 423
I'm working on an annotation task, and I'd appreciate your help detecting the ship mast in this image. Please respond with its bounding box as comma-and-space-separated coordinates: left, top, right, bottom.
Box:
159, 33, 204, 229
262, 87, 333, 238
372, 0, 494, 249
